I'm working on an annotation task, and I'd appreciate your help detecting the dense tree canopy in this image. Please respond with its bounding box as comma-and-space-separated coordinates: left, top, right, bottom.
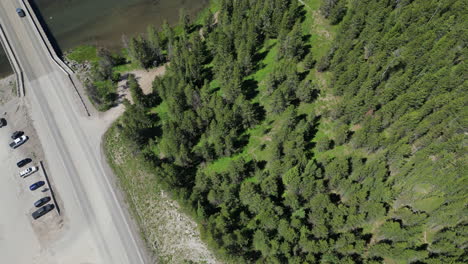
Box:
114, 0, 467, 263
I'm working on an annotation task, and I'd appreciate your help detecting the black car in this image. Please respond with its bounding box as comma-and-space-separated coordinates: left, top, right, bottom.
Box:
34, 197, 51, 208
32, 204, 54, 220
16, 8, 26, 17
0, 118, 5, 128
11, 131, 24, 140
16, 158, 32, 168
29, 181, 45, 191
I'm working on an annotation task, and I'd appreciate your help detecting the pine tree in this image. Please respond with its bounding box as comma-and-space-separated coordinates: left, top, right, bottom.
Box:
127, 74, 145, 106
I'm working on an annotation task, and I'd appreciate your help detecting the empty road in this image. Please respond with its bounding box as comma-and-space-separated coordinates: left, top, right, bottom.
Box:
0, 0, 149, 263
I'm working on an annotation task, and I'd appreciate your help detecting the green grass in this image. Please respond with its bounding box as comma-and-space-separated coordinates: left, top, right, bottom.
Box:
250, 39, 278, 101
412, 196, 445, 213
205, 154, 243, 174
303, 0, 339, 58
203, 122, 272, 174
113, 62, 141, 74
66, 45, 99, 64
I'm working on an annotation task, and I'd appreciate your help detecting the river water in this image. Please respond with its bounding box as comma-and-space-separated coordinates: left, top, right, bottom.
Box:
0, 0, 208, 77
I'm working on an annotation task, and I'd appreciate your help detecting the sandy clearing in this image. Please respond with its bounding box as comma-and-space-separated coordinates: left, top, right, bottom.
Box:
117, 64, 167, 104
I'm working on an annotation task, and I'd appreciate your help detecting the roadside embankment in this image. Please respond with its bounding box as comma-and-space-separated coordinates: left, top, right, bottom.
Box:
104, 125, 220, 264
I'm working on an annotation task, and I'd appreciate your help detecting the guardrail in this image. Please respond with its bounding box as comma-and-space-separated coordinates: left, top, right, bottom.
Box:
39, 161, 61, 215
0, 24, 25, 97
20, 0, 91, 117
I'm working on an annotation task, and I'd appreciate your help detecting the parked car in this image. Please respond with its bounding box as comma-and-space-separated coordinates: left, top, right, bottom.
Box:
16, 158, 32, 168
9, 135, 28, 149
11, 131, 24, 139
0, 118, 6, 128
29, 181, 45, 191
32, 204, 54, 220
20, 166, 38, 177
16, 8, 26, 17
34, 197, 51, 208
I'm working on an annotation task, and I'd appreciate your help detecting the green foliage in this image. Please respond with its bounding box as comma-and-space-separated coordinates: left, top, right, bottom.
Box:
66, 45, 98, 64
67, 46, 126, 111
85, 48, 123, 111
128, 26, 166, 69
127, 74, 145, 106
320, 0, 347, 25
86, 79, 117, 111
108, 0, 467, 263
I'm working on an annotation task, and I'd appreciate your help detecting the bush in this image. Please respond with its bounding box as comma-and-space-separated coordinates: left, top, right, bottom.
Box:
303, 53, 316, 71
316, 136, 331, 152
317, 54, 331, 72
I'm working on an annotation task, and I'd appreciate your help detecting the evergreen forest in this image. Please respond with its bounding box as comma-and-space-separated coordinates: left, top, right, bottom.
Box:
104, 0, 467, 263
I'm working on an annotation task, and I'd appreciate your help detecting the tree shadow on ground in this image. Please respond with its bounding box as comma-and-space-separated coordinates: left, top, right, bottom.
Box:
242, 79, 259, 100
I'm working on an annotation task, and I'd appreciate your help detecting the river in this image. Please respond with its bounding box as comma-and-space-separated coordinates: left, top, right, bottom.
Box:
0, 0, 208, 77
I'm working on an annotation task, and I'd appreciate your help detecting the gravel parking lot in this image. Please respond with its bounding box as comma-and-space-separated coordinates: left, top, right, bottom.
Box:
0, 95, 64, 262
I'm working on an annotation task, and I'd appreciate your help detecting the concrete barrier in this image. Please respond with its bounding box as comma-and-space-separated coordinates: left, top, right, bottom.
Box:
40, 161, 61, 215
0, 24, 24, 97
20, 0, 92, 117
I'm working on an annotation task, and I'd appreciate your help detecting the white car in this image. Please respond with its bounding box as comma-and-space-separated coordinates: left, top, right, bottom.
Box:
9, 135, 28, 149
19, 166, 38, 177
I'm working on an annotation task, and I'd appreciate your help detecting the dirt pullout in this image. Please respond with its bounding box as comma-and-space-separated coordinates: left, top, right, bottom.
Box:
117, 64, 167, 103
0, 96, 65, 245
129, 65, 166, 95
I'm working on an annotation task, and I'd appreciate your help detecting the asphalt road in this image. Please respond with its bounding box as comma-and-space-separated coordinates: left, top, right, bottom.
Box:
0, 1, 148, 263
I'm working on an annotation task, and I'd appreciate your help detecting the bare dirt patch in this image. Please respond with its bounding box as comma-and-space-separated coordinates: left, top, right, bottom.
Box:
117, 65, 167, 103
0, 74, 16, 105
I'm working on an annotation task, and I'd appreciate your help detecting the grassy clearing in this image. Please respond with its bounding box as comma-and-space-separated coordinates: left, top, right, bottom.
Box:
66, 45, 99, 64
113, 61, 141, 74
413, 196, 445, 213
250, 39, 278, 104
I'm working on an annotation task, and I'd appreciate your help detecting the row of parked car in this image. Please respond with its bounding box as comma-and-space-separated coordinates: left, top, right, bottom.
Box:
3, 119, 55, 220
